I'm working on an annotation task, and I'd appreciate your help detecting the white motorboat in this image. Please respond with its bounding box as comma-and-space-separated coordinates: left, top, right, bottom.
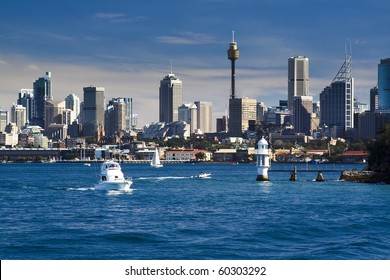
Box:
95, 160, 132, 191
192, 172, 211, 179
150, 148, 163, 168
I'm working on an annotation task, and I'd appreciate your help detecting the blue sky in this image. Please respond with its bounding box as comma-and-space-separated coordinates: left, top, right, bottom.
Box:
0, 0, 389, 126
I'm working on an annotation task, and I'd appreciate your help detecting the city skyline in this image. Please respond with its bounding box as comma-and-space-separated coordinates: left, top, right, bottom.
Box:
1, 0, 389, 127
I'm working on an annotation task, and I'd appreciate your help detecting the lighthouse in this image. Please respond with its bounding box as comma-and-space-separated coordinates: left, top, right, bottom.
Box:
256, 137, 270, 181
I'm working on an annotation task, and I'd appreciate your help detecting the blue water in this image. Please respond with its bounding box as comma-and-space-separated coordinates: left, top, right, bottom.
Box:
0, 162, 389, 260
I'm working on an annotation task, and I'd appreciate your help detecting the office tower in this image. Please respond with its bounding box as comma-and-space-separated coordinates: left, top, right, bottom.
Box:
105, 98, 127, 136
288, 56, 309, 111
320, 52, 354, 137
216, 116, 227, 133
370, 86, 379, 112
11, 104, 27, 130
45, 100, 66, 130
194, 101, 212, 133
178, 103, 197, 133
17, 89, 34, 124
229, 97, 257, 136
159, 71, 183, 123
83, 86, 105, 138
65, 93, 81, 122
227, 31, 239, 99
293, 96, 313, 135
32, 72, 52, 128
256, 102, 268, 124
378, 58, 390, 111
0, 108, 8, 132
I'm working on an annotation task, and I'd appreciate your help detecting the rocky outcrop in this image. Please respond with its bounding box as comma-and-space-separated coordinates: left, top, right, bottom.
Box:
339, 170, 379, 183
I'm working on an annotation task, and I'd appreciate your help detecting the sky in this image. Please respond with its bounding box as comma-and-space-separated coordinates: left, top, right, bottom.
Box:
0, 0, 389, 127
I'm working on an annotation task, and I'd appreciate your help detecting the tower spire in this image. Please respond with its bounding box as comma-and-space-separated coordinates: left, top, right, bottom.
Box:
227, 31, 239, 99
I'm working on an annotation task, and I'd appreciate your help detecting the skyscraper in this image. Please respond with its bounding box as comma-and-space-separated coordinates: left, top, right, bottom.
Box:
178, 103, 197, 133
83, 86, 105, 138
288, 56, 309, 112
105, 97, 131, 136
229, 97, 257, 136
0, 108, 8, 132
65, 93, 81, 122
17, 89, 34, 124
194, 101, 212, 133
32, 72, 52, 128
11, 104, 27, 130
378, 58, 390, 111
320, 52, 354, 137
159, 72, 183, 123
293, 96, 313, 135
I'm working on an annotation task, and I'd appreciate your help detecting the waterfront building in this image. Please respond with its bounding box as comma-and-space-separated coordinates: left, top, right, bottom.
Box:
11, 104, 27, 130
378, 58, 390, 111
159, 72, 183, 123
32, 72, 52, 128
17, 89, 34, 123
320, 52, 354, 137
293, 96, 313, 135
178, 103, 197, 133
194, 101, 212, 133
288, 56, 309, 112
65, 93, 81, 122
82, 86, 105, 139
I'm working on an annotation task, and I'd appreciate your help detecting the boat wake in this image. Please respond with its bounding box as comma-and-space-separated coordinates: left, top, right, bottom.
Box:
137, 176, 189, 181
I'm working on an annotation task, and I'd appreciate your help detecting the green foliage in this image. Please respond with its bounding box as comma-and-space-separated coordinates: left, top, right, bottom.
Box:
367, 124, 390, 182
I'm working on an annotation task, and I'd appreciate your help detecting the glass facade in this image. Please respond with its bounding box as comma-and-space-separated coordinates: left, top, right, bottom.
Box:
378, 58, 390, 110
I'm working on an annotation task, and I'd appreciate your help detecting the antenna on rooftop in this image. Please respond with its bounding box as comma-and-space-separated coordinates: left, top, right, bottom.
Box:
170, 60, 173, 75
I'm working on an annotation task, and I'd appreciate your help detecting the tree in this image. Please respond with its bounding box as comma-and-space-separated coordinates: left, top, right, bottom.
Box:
367, 124, 390, 182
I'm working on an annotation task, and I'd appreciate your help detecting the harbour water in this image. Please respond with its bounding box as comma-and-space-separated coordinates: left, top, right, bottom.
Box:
0, 162, 389, 260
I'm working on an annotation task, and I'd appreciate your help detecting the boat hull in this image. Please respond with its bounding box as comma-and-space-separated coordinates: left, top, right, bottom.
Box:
95, 180, 132, 191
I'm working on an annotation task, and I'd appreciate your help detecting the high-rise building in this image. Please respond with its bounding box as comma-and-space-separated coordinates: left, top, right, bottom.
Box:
65, 93, 81, 122
370, 86, 379, 112
178, 103, 197, 133
32, 72, 52, 128
293, 96, 313, 135
11, 104, 27, 130
216, 116, 227, 133
45, 100, 66, 130
105, 98, 128, 136
320, 52, 354, 137
256, 102, 268, 124
0, 108, 8, 132
82, 86, 105, 138
194, 101, 212, 133
17, 89, 34, 124
159, 72, 183, 123
288, 56, 309, 112
229, 97, 257, 136
378, 58, 390, 111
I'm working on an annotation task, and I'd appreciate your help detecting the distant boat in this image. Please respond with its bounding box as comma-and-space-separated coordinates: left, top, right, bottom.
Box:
150, 148, 163, 168
192, 172, 211, 179
84, 163, 91, 166
95, 160, 132, 191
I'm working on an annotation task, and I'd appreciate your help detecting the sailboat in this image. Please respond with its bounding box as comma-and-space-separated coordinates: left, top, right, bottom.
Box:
150, 148, 163, 168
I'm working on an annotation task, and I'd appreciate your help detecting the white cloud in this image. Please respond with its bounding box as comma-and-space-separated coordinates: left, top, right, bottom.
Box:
156, 32, 217, 45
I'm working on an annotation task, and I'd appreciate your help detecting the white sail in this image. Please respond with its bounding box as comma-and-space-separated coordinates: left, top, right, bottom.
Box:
151, 148, 163, 168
